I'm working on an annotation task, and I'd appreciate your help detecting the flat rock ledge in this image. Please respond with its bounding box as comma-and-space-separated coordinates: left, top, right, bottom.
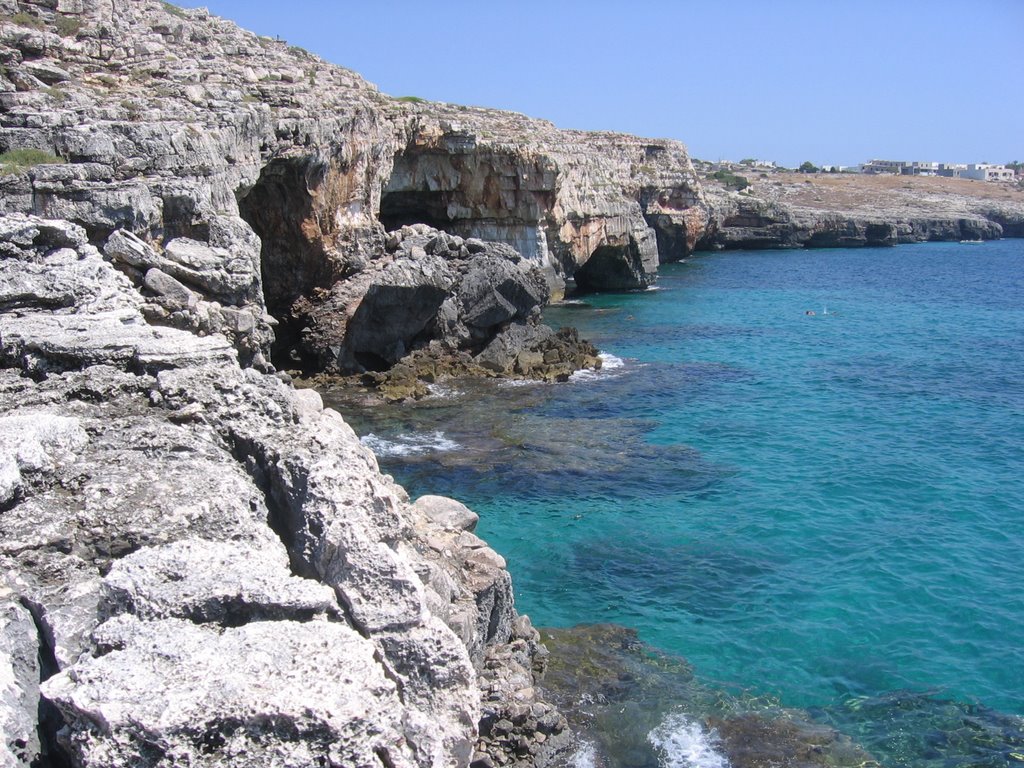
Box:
0, 213, 572, 767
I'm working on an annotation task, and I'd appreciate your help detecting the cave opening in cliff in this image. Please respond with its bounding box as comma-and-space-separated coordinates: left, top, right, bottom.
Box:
237, 157, 335, 370
379, 149, 462, 233
573, 244, 644, 293
378, 189, 453, 232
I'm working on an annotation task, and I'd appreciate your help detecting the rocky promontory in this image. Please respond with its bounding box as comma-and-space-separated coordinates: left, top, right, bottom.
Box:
2, 1, 1023, 766
0, 0, 709, 385
698, 170, 1024, 249
1, 212, 570, 766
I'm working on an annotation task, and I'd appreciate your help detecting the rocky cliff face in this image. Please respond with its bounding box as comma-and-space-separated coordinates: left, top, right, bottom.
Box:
1, 0, 697, 762
0, 0, 709, 377
697, 172, 1024, 249
0, 213, 569, 767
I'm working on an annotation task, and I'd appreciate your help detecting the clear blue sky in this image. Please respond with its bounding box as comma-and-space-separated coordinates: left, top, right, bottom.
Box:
177, 0, 1022, 168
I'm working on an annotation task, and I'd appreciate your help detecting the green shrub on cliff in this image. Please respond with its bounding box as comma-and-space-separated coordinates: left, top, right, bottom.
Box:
0, 148, 66, 174
710, 169, 750, 191
5, 12, 44, 29
54, 14, 83, 37
160, 2, 188, 19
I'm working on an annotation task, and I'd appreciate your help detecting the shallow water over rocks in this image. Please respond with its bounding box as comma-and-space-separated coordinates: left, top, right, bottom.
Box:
326, 241, 1024, 767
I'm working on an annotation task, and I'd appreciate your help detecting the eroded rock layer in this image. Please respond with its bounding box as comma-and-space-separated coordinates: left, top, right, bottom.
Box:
0, 0, 709, 377
697, 172, 1024, 250
0, 213, 569, 767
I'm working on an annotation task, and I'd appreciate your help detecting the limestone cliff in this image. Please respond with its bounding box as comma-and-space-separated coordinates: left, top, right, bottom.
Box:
697, 171, 1024, 249
0, 213, 568, 767
0, 1, 667, 763
0, 0, 709, 376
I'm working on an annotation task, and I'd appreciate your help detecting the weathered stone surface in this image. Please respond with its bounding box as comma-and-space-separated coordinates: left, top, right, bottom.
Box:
44, 616, 418, 768
142, 267, 197, 309
0, 595, 40, 768
0, 412, 87, 506
0, 0, 715, 378
414, 494, 480, 533
0, 213, 557, 767
100, 539, 342, 624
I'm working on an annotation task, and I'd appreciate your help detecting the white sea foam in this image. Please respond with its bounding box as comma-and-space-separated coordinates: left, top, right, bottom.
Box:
599, 352, 625, 370
569, 351, 626, 382
426, 382, 462, 399
648, 713, 729, 768
567, 740, 599, 768
360, 431, 460, 458
500, 378, 544, 388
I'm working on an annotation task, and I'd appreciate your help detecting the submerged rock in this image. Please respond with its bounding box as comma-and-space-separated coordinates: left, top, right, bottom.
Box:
540, 624, 878, 768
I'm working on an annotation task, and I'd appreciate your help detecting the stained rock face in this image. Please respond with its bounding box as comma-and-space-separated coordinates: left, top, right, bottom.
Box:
0, 213, 568, 767
697, 172, 1024, 250
0, 0, 709, 378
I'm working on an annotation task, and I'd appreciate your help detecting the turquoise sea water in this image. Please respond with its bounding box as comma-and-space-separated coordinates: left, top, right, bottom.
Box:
330, 240, 1024, 766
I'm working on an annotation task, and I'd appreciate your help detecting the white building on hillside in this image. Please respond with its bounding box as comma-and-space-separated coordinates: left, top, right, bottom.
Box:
938, 163, 968, 178
908, 161, 939, 176
862, 159, 906, 174
960, 164, 1015, 182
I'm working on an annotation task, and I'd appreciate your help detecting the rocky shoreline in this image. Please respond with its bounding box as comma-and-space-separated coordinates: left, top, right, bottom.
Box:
2, 1, 1023, 766
0, 213, 570, 767
697, 171, 1024, 250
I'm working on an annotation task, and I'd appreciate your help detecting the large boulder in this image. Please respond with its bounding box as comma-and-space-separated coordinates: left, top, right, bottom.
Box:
44, 616, 418, 768
297, 225, 591, 389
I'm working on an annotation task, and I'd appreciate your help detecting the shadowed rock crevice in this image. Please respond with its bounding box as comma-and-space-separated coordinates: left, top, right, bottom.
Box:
18, 597, 71, 768
573, 240, 649, 293
238, 157, 337, 315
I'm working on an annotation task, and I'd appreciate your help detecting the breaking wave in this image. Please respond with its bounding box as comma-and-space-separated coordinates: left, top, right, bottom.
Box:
569, 352, 626, 382
360, 430, 460, 457
648, 714, 729, 768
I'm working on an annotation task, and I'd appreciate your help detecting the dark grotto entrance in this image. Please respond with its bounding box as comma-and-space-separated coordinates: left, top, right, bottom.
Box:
237, 156, 335, 371
573, 242, 647, 293
378, 189, 453, 232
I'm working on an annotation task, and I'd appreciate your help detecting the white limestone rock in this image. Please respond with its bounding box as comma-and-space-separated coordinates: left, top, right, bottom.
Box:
0, 413, 88, 506
0, 596, 39, 768
414, 494, 479, 532
44, 616, 418, 768
100, 539, 341, 624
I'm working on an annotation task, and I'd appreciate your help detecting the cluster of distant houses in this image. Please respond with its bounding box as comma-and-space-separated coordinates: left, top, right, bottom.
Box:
857, 160, 1017, 181
711, 159, 1021, 183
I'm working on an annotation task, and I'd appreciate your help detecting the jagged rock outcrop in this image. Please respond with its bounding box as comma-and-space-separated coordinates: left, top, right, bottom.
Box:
697, 171, 1024, 249
0, 0, 709, 378
289, 223, 600, 395
0, 213, 569, 767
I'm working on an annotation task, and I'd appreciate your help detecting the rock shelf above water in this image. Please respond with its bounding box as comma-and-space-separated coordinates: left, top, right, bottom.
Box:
0, 213, 571, 766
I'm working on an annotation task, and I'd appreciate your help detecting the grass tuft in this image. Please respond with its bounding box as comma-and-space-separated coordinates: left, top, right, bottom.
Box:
0, 148, 66, 174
